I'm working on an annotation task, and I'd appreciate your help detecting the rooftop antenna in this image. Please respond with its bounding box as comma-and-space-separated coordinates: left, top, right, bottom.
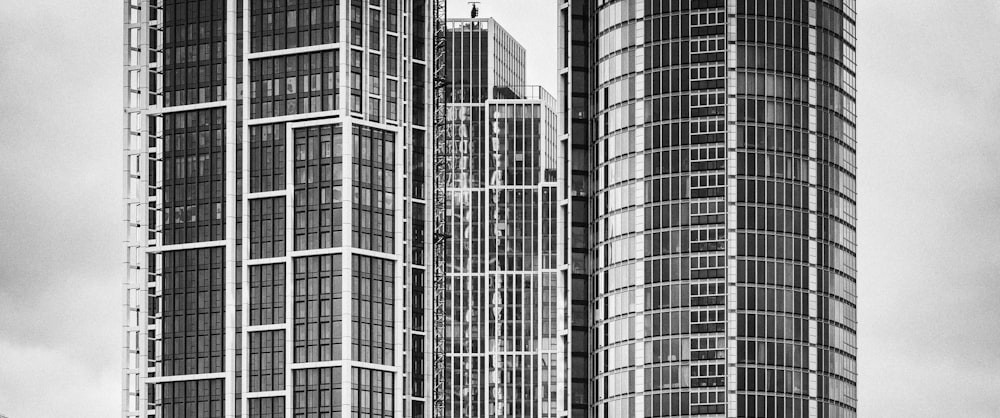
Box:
469, 1, 480, 18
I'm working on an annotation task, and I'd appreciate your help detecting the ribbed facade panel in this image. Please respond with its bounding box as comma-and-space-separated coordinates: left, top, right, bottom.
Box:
558, 0, 857, 417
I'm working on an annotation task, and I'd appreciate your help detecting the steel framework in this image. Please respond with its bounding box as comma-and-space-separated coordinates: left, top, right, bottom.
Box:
430, 0, 448, 417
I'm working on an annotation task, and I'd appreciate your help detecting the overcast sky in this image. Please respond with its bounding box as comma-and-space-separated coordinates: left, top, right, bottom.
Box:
0, 1, 998, 417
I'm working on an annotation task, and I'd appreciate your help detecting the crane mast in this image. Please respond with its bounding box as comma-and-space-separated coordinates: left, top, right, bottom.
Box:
430, 0, 448, 416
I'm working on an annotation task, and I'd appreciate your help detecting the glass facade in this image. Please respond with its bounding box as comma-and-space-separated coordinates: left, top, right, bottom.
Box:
558, 0, 857, 417
161, 0, 226, 107
123, 0, 432, 417
444, 18, 570, 418
161, 109, 226, 245
161, 248, 226, 377
125, 1, 857, 417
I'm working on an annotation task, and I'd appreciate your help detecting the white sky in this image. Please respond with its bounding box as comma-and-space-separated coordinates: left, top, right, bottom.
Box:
1, 1, 999, 417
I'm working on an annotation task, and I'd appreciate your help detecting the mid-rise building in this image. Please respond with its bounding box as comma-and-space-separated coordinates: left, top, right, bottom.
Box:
443, 17, 570, 418
122, 1, 434, 416
557, 0, 858, 417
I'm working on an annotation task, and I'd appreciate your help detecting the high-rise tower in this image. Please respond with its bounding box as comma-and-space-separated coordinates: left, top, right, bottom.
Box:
124, 1, 859, 417
443, 17, 570, 418
557, 0, 857, 417
122, 1, 434, 417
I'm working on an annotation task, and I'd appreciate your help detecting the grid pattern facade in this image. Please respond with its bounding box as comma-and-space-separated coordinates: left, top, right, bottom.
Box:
248, 396, 285, 418
160, 248, 226, 377
558, 0, 857, 417
446, 19, 526, 104
161, 0, 226, 107
158, 379, 225, 418
161, 109, 226, 245
249, 329, 286, 392
249, 51, 340, 119
293, 254, 344, 363
249, 122, 287, 193
249, 263, 286, 326
123, 0, 433, 417
444, 18, 570, 418
350, 126, 395, 253
292, 367, 343, 417
250, 0, 340, 53
293, 124, 344, 250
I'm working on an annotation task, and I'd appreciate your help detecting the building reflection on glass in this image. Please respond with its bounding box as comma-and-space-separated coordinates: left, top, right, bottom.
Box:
444, 18, 569, 418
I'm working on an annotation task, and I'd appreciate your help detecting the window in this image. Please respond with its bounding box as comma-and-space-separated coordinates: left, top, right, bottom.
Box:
250, 263, 286, 326
293, 367, 342, 416
250, 51, 338, 119
352, 368, 394, 417
250, 0, 339, 53
248, 397, 285, 418
352, 255, 394, 365
352, 126, 395, 252
158, 379, 224, 418
250, 197, 286, 259
162, 0, 225, 106
250, 123, 287, 193
249, 330, 285, 392
294, 124, 344, 250
160, 248, 224, 376
161, 108, 225, 245
294, 254, 343, 362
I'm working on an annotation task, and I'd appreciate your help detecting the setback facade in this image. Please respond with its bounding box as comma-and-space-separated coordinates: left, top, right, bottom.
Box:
122, 0, 434, 417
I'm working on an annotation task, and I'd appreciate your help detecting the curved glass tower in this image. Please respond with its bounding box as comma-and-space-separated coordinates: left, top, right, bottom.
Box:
558, 0, 857, 417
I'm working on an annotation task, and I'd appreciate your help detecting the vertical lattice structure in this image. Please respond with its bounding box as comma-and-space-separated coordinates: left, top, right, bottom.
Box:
430, 0, 448, 416
122, 2, 151, 417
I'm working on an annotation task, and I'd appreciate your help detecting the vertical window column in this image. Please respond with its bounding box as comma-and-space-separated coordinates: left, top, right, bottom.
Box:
250, 196, 286, 259
162, 108, 226, 245
249, 329, 286, 392
293, 255, 344, 362
292, 367, 343, 416
351, 126, 395, 253
293, 124, 344, 250
351, 368, 394, 417
250, 263, 286, 325
162, 0, 225, 107
351, 255, 394, 365
161, 247, 225, 376
249, 123, 287, 193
